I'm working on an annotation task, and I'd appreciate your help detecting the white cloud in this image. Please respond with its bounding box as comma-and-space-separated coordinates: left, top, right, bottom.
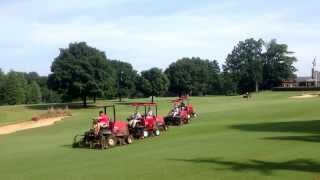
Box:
0, 0, 319, 76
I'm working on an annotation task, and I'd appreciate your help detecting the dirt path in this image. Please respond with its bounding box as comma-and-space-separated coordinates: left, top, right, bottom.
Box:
0, 116, 68, 135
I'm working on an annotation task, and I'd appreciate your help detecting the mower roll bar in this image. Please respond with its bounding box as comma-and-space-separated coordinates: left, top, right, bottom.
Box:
97, 105, 116, 123
170, 96, 190, 105
128, 102, 158, 117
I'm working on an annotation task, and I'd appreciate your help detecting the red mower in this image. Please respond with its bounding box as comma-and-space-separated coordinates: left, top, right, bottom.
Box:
72, 105, 133, 149
164, 96, 197, 126
179, 96, 197, 118
127, 102, 168, 139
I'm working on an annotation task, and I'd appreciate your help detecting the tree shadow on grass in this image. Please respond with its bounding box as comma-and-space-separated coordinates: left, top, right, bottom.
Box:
26, 103, 99, 110
230, 120, 320, 143
61, 144, 73, 149
264, 135, 320, 143
169, 158, 320, 175
231, 120, 320, 134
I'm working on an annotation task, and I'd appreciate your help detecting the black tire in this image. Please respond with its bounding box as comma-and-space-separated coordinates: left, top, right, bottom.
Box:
89, 142, 94, 149
163, 125, 168, 131
72, 142, 79, 148
179, 119, 183, 126
126, 135, 134, 144
100, 136, 107, 149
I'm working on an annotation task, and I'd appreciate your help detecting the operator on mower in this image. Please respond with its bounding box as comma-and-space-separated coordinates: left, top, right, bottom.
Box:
128, 111, 142, 128
168, 105, 180, 117
173, 105, 180, 117
93, 111, 110, 135
147, 109, 154, 117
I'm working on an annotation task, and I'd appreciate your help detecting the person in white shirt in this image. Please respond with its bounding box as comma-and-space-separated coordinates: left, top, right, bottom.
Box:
128, 111, 142, 128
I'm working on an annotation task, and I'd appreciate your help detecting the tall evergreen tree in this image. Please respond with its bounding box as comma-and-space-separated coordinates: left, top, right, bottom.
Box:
0, 69, 5, 105
26, 81, 42, 104
3, 71, 26, 105
207, 60, 222, 94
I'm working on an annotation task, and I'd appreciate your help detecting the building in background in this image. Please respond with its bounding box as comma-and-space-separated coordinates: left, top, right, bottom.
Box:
281, 58, 320, 88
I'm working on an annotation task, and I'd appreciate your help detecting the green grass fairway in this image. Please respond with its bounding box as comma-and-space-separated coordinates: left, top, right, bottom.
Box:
0, 105, 45, 125
0, 92, 320, 180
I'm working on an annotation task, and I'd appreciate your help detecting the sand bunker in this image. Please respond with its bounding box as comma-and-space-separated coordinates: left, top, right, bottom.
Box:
0, 116, 68, 135
289, 94, 319, 99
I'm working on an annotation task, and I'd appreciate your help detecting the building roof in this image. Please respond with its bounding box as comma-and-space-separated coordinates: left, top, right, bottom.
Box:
296, 76, 314, 82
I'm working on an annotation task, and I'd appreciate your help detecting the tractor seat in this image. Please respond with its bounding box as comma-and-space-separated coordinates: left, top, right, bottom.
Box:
100, 124, 109, 129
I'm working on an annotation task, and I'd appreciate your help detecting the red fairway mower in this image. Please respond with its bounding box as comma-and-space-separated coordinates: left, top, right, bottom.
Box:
164, 98, 189, 126
72, 105, 133, 149
127, 102, 168, 139
164, 96, 197, 126
180, 96, 197, 118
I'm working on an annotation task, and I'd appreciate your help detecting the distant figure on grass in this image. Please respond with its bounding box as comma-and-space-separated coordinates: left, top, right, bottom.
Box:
93, 111, 110, 135
243, 92, 252, 100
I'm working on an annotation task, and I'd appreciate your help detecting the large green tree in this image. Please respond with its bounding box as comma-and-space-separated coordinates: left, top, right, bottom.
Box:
0, 69, 5, 105
48, 42, 114, 107
33, 76, 62, 103
165, 57, 221, 96
262, 39, 297, 89
224, 38, 264, 93
110, 60, 137, 101
141, 68, 169, 102
2, 71, 27, 105
134, 75, 152, 98
221, 71, 238, 95
207, 60, 222, 94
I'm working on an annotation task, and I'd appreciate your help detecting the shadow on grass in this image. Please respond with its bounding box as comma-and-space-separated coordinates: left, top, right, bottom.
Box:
231, 120, 320, 134
264, 135, 320, 143
61, 144, 73, 149
26, 103, 99, 110
231, 120, 320, 143
169, 158, 320, 175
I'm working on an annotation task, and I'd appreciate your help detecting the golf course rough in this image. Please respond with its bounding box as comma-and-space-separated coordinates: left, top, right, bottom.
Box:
0, 91, 320, 180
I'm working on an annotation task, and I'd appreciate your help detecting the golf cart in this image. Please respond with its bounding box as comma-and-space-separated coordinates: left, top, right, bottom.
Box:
72, 105, 133, 149
127, 102, 167, 139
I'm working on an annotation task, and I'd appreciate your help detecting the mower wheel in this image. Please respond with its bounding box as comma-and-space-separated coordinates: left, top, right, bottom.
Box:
100, 136, 108, 149
72, 142, 79, 148
89, 142, 94, 149
179, 119, 184, 126
126, 135, 134, 144
143, 130, 149, 138
154, 129, 161, 136
107, 136, 117, 147
163, 125, 168, 131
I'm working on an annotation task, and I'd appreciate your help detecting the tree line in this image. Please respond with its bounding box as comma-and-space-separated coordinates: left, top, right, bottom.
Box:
0, 38, 297, 106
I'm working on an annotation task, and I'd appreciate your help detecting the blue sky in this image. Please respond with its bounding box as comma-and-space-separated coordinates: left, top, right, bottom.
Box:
0, 0, 319, 76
